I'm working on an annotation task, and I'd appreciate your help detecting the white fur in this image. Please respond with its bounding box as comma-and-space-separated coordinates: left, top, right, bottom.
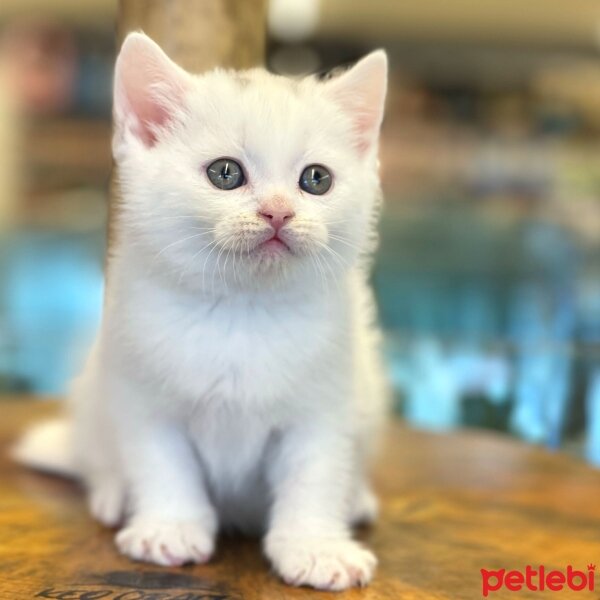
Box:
16, 33, 389, 591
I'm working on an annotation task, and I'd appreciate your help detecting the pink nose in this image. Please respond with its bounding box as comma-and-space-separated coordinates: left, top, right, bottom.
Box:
259, 207, 295, 232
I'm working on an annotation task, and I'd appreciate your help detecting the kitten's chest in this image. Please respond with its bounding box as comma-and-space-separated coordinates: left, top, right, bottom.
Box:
126, 290, 341, 404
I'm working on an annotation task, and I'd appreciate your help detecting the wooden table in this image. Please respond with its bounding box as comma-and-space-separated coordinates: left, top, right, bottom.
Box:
1, 399, 600, 599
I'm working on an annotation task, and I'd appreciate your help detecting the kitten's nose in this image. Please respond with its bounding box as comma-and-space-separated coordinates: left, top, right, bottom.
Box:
258, 205, 295, 232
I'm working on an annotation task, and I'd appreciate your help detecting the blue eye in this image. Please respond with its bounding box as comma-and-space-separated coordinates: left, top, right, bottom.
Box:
207, 158, 245, 190
299, 164, 332, 195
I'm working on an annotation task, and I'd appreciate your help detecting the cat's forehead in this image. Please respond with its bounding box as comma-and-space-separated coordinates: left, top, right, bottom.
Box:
200, 69, 329, 121
186, 69, 347, 161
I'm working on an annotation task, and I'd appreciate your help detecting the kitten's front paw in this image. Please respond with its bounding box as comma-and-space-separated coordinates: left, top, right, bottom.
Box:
116, 518, 215, 567
265, 535, 377, 591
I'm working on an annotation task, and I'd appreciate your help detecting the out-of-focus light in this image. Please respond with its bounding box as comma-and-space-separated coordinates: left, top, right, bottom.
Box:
268, 0, 320, 43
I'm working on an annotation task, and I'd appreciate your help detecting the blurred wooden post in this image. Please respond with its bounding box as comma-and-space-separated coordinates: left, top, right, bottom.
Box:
117, 0, 267, 71
108, 0, 267, 266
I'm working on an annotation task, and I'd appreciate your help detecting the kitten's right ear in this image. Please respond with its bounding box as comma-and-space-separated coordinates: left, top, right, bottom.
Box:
114, 32, 191, 147
324, 50, 387, 157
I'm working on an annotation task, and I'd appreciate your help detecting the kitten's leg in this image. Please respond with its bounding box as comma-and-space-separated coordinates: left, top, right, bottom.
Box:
70, 375, 127, 528
350, 480, 378, 526
264, 424, 376, 591
114, 419, 217, 567
88, 471, 126, 527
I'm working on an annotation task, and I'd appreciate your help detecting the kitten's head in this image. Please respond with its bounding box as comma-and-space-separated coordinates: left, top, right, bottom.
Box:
112, 33, 387, 294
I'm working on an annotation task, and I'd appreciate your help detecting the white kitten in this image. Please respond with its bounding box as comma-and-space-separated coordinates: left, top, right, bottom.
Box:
15, 32, 389, 591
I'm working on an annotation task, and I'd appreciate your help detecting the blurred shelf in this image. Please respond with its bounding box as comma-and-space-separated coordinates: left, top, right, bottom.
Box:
319, 0, 600, 49
23, 117, 112, 189
0, 0, 116, 25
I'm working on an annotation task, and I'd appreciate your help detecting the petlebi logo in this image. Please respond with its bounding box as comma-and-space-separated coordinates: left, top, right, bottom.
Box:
481, 564, 596, 596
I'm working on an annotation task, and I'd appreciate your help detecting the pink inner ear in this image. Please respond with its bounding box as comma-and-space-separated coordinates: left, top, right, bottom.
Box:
326, 51, 387, 156
114, 33, 189, 147
124, 76, 174, 146
354, 111, 380, 155
334, 93, 382, 156
134, 106, 169, 147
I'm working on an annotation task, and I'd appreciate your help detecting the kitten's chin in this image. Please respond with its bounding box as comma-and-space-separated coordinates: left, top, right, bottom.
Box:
242, 236, 297, 280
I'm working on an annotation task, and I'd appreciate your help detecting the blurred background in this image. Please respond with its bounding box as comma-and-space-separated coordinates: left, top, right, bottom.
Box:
0, 0, 599, 462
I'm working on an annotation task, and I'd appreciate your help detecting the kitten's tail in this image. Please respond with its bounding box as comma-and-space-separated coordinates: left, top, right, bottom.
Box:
12, 418, 78, 478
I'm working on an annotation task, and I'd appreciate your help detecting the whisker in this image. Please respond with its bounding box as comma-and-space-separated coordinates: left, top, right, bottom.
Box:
144, 213, 204, 221
209, 233, 239, 298
318, 241, 348, 271
231, 238, 241, 286
177, 237, 219, 285
201, 240, 221, 294
213, 236, 233, 296
317, 249, 339, 293
309, 249, 327, 291
152, 231, 214, 263
327, 234, 362, 251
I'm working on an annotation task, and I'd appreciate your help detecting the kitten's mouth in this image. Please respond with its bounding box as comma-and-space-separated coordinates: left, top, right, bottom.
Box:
257, 234, 290, 253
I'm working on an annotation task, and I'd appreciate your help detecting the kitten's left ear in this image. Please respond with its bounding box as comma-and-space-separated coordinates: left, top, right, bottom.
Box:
114, 32, 192, 147
325, 50, 388, 156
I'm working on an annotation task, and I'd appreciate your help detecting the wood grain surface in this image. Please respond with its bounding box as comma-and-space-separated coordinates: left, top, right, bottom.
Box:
1, 398, 600, 599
